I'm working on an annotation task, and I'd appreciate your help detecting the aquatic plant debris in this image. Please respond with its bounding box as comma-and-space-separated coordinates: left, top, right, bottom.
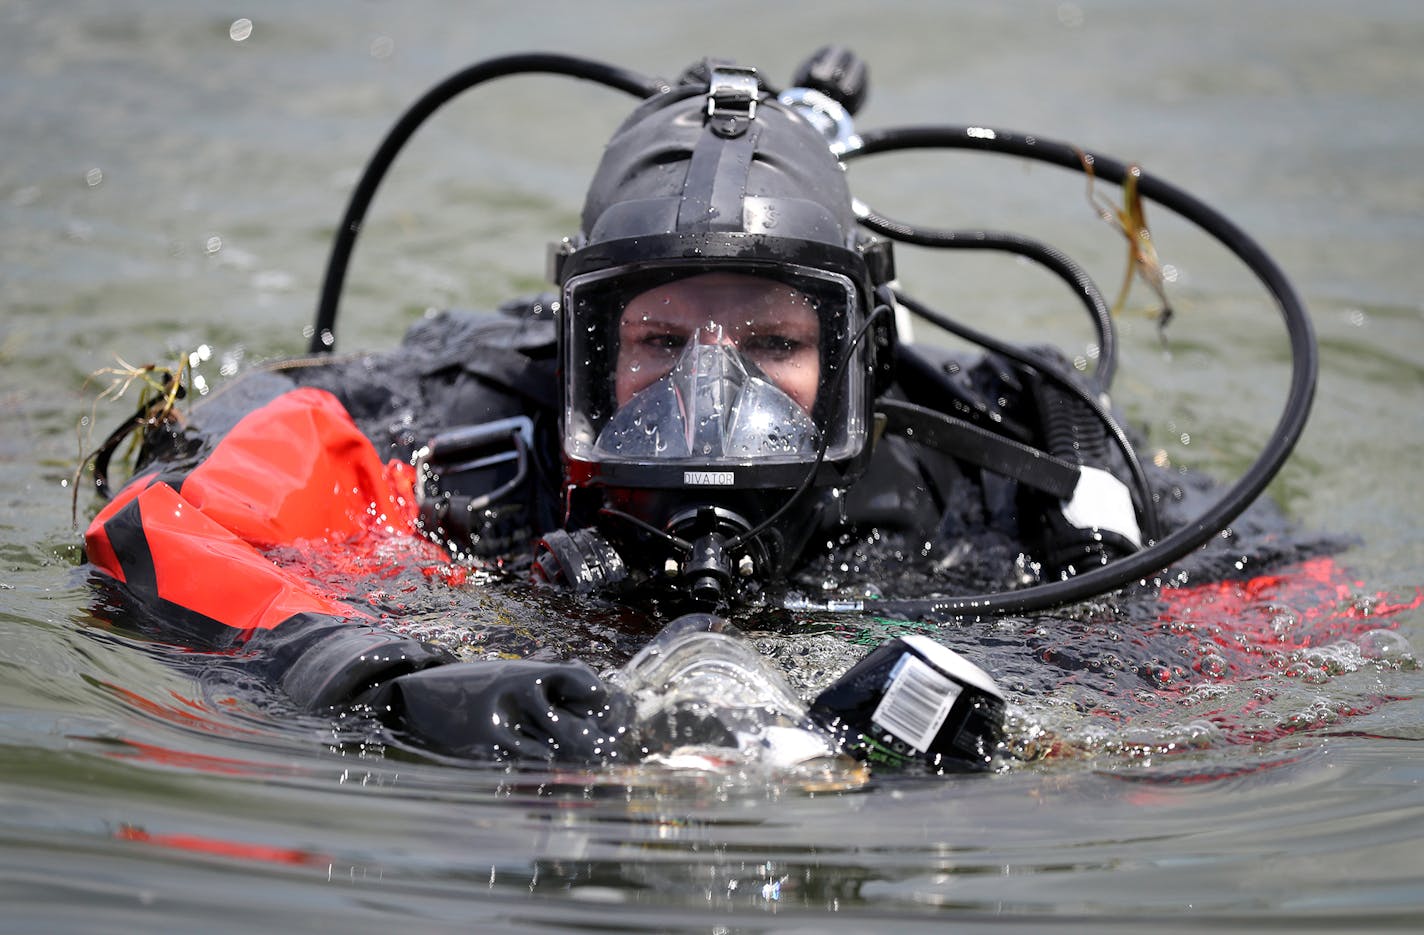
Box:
72, 353, 191, 524
1077, 147, 1176, 341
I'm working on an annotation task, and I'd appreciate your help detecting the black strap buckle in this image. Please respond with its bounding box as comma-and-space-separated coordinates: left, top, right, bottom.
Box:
876, 399, 1081, 500
414, 416, 534, 513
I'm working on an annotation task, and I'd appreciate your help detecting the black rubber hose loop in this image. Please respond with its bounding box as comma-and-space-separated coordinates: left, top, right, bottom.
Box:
842, 124, 1317, 617
311, 53, 663, 354
856, 209, 1119, 391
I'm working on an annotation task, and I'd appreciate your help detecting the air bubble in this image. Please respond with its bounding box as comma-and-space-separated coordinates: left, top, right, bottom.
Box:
1197, 653, 1228, 679
1358, 629, 1415, 665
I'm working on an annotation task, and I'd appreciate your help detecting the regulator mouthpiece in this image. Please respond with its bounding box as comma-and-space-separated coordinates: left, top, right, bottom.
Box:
665, 505, 762, 609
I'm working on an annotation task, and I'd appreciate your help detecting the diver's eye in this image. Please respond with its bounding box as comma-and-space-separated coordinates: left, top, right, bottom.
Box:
640, 332, 688, 354
741, 334, 807, 360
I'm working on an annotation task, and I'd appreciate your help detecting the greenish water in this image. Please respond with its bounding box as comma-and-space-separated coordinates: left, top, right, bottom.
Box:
3, 1, 1423, 929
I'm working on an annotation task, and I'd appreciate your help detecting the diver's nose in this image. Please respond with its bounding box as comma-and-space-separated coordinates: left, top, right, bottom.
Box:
696, 323, 736, 347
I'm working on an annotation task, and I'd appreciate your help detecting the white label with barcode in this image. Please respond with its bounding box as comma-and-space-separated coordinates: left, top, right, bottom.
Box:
871, 652, 962, 752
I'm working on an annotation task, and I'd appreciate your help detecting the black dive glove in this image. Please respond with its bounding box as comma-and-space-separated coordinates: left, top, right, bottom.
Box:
359, 660, 636, 763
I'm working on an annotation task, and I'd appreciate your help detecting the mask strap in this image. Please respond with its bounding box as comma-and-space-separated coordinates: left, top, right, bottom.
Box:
676, 69, 764, 232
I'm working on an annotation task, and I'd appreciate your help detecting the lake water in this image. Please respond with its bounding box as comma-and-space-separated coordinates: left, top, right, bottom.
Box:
4, 1, 1423, 930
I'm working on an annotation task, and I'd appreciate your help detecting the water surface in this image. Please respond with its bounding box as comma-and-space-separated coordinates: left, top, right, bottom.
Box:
3, 1, 1423, 929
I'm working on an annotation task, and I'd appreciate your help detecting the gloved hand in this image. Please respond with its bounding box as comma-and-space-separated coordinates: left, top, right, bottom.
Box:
359, 660, 635, 763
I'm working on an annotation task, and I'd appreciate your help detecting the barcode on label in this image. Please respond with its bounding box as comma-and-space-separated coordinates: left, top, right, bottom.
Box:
872, 652, 962, 752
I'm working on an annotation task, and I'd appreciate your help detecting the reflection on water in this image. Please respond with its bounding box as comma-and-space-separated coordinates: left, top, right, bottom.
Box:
4, 0, 1424, 928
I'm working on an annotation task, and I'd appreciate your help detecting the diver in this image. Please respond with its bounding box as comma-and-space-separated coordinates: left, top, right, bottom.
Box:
79, 50, 1318, 771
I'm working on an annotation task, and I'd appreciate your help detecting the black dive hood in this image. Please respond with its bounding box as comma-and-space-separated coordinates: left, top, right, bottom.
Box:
309, 48, 1317, 618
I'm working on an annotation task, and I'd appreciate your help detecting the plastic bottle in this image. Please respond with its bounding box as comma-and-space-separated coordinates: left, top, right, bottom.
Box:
613, 614, 852, 775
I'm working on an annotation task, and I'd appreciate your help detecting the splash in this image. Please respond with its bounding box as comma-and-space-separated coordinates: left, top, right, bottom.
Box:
1005, 556, 1423, 764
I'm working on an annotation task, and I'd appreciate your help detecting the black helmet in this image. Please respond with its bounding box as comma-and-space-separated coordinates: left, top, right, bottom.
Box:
545, 63, 895, 602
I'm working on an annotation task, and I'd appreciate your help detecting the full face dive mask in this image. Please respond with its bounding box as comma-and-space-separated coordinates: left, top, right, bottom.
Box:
552, 259, 882, 607
539, 66, 893, 606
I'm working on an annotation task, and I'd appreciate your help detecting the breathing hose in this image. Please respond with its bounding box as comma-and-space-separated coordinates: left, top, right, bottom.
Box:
839, 125, 1317, 617
310, 53, 662, 354
855, 207, 1119, 391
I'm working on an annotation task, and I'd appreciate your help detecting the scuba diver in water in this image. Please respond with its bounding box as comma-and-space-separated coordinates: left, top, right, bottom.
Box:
80, 50, 1318, 771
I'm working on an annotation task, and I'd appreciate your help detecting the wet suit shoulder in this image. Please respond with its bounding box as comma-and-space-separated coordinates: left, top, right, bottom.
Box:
82, 302, 561, 713
867, 338, 1347, 593
827, 339, 1144, 589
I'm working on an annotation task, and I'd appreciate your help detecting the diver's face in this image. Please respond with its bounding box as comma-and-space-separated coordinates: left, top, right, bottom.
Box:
615, 272, 821, 410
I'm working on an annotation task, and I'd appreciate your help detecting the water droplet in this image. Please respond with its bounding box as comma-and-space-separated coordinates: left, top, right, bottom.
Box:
369, 36, 394, 60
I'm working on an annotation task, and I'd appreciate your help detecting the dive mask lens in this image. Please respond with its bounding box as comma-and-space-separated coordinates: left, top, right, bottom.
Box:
562, 262, 869, 475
